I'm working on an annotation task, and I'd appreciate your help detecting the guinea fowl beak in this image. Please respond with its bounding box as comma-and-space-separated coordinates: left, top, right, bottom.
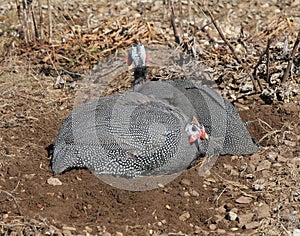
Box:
203, 132, 209, 140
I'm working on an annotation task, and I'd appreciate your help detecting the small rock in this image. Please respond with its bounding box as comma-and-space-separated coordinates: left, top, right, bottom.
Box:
85, 226, 93, 233
23, 173, 36, 180
244, 221, 260, 229
165, 205, 171, 210
284, 140, 296, 147
256, 160, 271, 171
252, 178, 265, 191
235, 196, 252, 204
101, 233, 112, 236
116, 232, 123, 236
2, 213, 8, 219
47, 177, 62, 186
238, 213, 254, 227
226, 211, 238, 221
179, 212, 190, 221
183, 191, 191, 197
62, 230, 72, 236
180, 179, 191, 186
209, 224, 217, 230
62, 226, 76, 231
189, 189, 200, 197
240, 83, 253, 93
256, 203, 270, 219
293, 228, 300, 236
216, 229, 226, 234
267, 152, 277, 161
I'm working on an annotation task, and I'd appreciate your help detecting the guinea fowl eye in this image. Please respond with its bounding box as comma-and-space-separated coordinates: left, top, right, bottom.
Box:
191, 126, 197, 132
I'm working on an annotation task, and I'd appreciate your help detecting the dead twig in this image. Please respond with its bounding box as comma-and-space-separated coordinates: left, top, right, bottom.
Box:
281, 30, 300, 83
47, 0, 52, 43
169, 0, 180, 45
0, 190, 22, 215
204, 9, 263, 92
253, 38, 273, 84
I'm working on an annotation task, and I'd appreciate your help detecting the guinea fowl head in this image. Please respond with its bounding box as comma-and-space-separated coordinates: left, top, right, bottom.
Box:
185, 116, 209, 144
126, 40, 149, 87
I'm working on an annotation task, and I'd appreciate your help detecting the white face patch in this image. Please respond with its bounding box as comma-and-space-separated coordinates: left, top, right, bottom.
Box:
129, 44, 147, 67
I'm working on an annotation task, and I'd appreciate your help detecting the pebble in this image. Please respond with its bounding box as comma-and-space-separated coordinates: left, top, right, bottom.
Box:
115, 232, 123, 236
180, 179, 191, 186
209, 224, 217, 230
62, 230, 72, 236
256, 203, 271, 219
179, 212, 190, 221
216, 229, 226, 234
238, 213, 254, 226
189, 189, 200, 197
240, 83, 253, 93
256, 160, 271, 171
226, 211, 238, 221
85, 226, 93, 233
101, 233, 112, 236
47, 177, 62, 186
235, 196, 252, 204
244, 221, 260, 229
62, 226, 76, 231
293, 228, 300, 236
252, 178, 265, 191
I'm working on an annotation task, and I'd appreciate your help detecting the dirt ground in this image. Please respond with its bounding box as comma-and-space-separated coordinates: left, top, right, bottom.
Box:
0, 0, 300, 235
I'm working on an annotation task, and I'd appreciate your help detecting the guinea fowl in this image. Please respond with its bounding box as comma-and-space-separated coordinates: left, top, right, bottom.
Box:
52, 42, 258, 178
51, 42, 208, 178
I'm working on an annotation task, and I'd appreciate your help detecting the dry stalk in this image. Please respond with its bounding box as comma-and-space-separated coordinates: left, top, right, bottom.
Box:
204, 9, 263, 92
282, 29, 300, 83
0, 190, 22, 215
169, 0, 180, 44
257, 118, 282, 144
47, 0, 52, 43
253, 38, 273, 84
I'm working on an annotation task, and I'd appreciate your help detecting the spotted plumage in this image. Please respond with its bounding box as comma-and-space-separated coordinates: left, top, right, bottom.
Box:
52, 92, 206, 178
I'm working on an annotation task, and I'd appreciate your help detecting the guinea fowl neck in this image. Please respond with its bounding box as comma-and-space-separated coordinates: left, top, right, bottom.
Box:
133, 65, 147, 87
127, 42, 148, 88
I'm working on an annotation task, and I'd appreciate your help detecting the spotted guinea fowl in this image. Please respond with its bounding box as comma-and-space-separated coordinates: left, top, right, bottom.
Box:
52, 91, 208, 178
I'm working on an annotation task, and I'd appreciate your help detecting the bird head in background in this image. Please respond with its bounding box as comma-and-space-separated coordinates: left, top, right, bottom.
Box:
126, 40, 149, 68
185, 116, 209, 145
126, 40, 150, 88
